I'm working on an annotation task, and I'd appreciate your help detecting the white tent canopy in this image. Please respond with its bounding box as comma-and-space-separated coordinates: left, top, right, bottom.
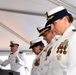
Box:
0, 0, 76, 52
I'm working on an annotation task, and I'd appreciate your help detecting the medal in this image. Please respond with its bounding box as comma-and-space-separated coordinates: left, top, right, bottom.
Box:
15, 59, 18, 63
34, 58, 40, 66
34, 60, 39, 66
63, 50, 67, 54
56, 49, 59, 53
60, 49, 63, 54
57, 54, 61, 60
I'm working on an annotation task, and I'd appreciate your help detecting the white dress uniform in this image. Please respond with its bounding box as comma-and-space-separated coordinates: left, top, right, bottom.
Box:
1, 50, 27, 75
40, 37, 58, 75
32, 37, 57, 75
30, 39, 45, 75
31, 55, 41, 75
51, 25, 76, 75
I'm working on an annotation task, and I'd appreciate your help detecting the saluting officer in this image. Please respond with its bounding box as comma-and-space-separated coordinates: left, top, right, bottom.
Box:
45, 6, 76, 75
1, 41, 27, 75
29, 39, 44, 75
36, 24, 58, 75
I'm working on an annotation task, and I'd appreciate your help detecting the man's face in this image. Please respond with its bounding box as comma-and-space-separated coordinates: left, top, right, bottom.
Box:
42, 25, 56, 44
10, 45, 18, 53
32, 46, 42, 55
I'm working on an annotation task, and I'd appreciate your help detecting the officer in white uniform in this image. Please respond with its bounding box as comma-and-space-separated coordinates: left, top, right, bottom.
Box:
36, 25, 58, 75
45, 6, 76, 75
1, 41, 27, 75
29, 39, 44, 75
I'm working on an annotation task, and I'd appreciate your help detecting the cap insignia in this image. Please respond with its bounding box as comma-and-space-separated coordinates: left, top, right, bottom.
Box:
45, 12, 48, 20
30, 42, 34, 46
47, 16, 54, 21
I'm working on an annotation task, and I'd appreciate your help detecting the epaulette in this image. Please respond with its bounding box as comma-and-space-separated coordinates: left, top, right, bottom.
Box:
9, 53, 13, 57
19, 51, 23, 54
10, 53, 13, 55
72, 29, 76, 32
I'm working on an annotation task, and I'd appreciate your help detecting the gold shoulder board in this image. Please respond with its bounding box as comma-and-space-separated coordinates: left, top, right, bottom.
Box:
19, 51, 23, 54
72, 29, 76, 32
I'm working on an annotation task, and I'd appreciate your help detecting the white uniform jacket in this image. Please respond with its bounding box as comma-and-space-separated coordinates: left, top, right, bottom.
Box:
1, 50, 27, 75
32, 37, 56, 75
31, 41, 54, 75
51, 25, 76, 75
31, 55, 41, 75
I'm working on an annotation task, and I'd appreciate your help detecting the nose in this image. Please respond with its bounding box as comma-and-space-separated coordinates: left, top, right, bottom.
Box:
43, 36, 45, 40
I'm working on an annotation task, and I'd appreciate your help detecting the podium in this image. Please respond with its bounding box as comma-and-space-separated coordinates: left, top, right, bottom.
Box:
0, 69, 20, 75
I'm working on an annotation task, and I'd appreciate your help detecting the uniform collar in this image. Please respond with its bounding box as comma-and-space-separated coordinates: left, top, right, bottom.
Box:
63, 25, 75, 37
12, 49, 19, 55
49, 36, 58, 45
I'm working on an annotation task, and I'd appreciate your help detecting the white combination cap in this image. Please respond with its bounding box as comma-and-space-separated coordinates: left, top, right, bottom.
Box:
45, 6, 71, 27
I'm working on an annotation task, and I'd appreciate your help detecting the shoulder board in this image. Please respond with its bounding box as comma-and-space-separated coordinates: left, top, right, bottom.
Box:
10, 53, 13, 55
19, 51, 23, 54
72, 29, 76, 32
9, 53, 13, 57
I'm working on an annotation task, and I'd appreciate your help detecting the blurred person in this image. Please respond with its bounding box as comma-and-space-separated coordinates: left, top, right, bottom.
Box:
36, 24, 59, 75
45, 6, 76, 75
1, 41, 27, 75
29, 39, 44, 75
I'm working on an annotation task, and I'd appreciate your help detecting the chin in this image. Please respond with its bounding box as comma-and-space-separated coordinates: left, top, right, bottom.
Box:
47, 41, 50, 44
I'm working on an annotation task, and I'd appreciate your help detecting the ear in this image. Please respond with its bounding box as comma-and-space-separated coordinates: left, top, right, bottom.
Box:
62, 17, 67, 25
17, 46, 18, 48
63, 16, 68, 22
40, 46, 44, 51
